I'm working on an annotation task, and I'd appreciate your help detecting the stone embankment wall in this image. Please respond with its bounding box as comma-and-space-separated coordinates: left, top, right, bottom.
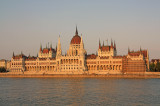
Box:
0, 71, 160, 78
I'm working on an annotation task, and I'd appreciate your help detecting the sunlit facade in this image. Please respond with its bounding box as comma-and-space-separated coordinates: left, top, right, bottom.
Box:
10, 27, 149, 74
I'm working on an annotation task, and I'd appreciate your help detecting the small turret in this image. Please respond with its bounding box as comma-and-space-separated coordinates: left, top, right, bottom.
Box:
40, 43, 42, 52
114, 41, 116, 50
56, 35, 62, 56
128, 47, 130, 53
99, 39, 101, 49
13, 52, 15, 57
56, 44, 57, 52
46, 44, 47, 48
111, 39, 113, 48
50, 42, 52, 51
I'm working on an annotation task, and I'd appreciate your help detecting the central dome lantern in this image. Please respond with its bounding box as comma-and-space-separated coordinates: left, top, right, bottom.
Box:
70, 26, 81, 44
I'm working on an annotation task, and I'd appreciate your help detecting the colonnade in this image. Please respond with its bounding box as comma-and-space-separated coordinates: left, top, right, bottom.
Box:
87, 65, 122, 71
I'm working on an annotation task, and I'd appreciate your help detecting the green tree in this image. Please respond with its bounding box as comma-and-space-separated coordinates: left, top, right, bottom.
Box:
0, 67, 6, 73
150, 63, 155, 72
156, 62, 160, 72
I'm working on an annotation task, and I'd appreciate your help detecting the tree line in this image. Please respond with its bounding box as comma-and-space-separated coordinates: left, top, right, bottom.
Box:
150, 62, 160, 72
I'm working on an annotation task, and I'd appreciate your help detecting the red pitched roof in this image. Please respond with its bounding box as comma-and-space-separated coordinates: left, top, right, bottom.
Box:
42, 48, 56, 53
101, 46, 110, 51
128, 50, 148, 58
86, 54, 97, 59
42, 48, 49, 53
13, 54, 26, 59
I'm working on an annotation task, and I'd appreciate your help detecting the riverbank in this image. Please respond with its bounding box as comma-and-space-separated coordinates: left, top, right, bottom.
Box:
1, 73, 160, 78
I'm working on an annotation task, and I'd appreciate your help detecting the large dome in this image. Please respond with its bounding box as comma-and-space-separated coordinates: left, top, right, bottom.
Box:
70, 26, 81, 44
70, 35, 81, 44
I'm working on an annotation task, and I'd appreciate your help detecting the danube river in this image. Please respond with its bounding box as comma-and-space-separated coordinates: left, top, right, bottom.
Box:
0, 78, 160, 106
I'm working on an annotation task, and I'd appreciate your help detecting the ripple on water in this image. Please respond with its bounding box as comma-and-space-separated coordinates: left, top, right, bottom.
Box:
0, 78, 160, 105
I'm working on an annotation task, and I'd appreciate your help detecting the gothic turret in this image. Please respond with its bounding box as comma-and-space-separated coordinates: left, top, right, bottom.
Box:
40, 43, 42, 52
99, 39, 101, 49
114, 41, 116, 50
13, 52, 15, 57
50, 43, 52, 51
128, 47, 130, 53
56, 35, 62, 56
111, 39, 113, 48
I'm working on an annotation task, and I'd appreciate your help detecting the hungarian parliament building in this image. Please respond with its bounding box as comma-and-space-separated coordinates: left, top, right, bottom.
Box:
11, 27, 149, 74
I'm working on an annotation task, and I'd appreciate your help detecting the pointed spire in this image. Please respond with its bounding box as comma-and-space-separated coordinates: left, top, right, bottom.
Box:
56, 44, 57, 52
29, 53, 30, 57
111, 39, 113, 48
46, 44, 47, 48
21, 51, 23, 55
50, 42, 52, 48
80, 34, 83, 44
147, 48, 149, 58
140, 46, 142, 51
128, 47, 130, 53
37, 53, 38, 57
57, 35, 62, 56
40, 43, 42, 51
75, 26, 78, 35
114, 41, 116, 49
13, 52, 15, 57
81, 34, 83, 42
50, 42, 52, 51
80, 34, 84, 49
99, 38, 101, 49
103, 41, 104, 46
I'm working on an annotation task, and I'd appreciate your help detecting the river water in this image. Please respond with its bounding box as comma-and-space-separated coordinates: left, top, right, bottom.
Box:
0, 78, 160, 106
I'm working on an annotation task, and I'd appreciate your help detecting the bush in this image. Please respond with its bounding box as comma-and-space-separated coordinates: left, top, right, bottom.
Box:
0, 67, 7, 73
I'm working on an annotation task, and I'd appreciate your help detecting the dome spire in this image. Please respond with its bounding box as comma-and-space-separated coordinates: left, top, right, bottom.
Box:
75, 26, 78, 35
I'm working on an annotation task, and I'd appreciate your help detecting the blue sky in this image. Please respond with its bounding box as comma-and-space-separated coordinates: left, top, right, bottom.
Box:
0, 0, 160, 60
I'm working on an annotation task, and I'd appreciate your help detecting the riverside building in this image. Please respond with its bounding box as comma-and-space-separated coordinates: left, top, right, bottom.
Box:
10, 27, 149, 74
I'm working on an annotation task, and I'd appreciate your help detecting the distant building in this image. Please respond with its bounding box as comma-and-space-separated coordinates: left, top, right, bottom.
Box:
0, 59, 7, 68
0, 59, 11, 71
10, 27, 149, 74
150, 59, 160, 65
123, 49, 149, 73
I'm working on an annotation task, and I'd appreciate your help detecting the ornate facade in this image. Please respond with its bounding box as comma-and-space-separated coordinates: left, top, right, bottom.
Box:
10, 27, 149, 74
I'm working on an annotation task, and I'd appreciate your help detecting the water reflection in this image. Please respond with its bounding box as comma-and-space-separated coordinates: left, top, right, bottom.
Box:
0, 78, 160, 105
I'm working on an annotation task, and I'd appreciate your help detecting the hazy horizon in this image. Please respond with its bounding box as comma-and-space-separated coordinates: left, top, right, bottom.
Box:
0, 0, 160, 60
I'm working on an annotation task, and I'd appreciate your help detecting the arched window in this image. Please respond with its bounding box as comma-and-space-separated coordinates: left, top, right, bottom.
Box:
75, 50, 78, 56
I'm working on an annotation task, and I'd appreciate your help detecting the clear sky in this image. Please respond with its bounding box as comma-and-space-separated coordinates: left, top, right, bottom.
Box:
0, 0, 160, 60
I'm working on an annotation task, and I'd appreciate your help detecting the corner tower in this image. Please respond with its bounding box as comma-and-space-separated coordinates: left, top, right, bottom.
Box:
98, 39, 117, 57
